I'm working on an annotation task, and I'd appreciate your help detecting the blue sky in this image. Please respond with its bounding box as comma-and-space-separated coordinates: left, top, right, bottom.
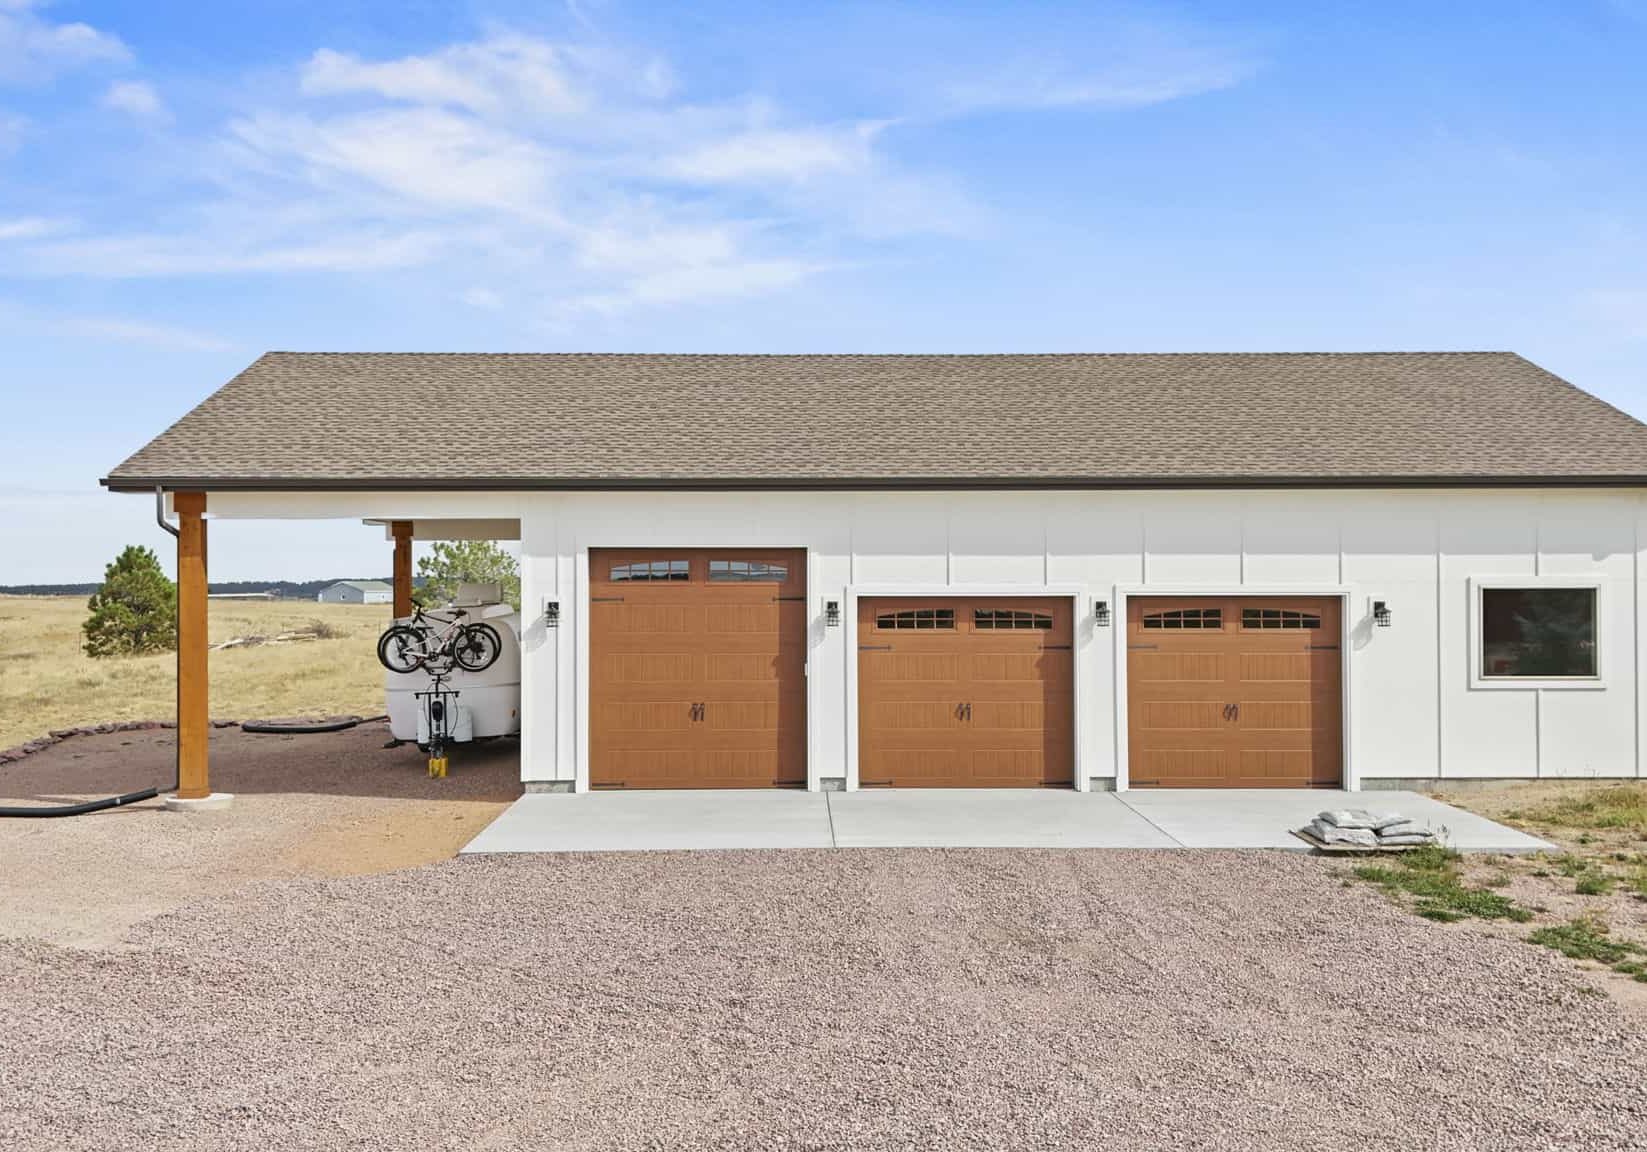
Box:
3, 0, 1646, 582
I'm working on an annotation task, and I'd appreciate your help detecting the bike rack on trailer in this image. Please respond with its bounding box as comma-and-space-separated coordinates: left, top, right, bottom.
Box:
414, 670, 461, 778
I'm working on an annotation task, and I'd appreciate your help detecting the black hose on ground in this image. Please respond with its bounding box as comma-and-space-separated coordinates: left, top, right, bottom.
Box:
0, 788, 160, 819
241, 718, 362, 735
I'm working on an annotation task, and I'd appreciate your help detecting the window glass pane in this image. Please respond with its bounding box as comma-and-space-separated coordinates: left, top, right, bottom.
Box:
975, 609, 1053, 630
1143, 608, 1222, 630
611, 559, 689, 582
709, 559, 788, 582
1481, 588, 1597, 678
1242, 607, 1322, 630
877, 608, 955, 630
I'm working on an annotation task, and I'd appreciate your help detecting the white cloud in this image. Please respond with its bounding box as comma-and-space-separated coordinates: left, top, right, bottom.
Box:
665, 125, 878, 186
300, 35, 582, 116
229, 107, 557, 217
938, 20, 1255, 114
0, 213, 66, 239
103, 79, 167, 122
562, 257, 826, 316
0, 15, 1253, 315
18, 227, 446, 277
0, 294, 228, 349
0, 0, 128, 84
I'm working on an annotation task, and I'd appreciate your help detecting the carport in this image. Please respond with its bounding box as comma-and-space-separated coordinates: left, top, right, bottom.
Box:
146, 488, 521, 808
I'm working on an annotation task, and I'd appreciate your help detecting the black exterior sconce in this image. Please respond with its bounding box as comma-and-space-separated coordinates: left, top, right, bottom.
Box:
1093, 599, 1111, 627
1372, 600, 1392, 628
824, 600, 841, 627
543, 599, 560, 628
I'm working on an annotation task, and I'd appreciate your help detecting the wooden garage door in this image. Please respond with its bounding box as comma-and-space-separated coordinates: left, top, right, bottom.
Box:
590, 548, 805, 789
1127, 596, 1341, 788
858, 597, 1073, 787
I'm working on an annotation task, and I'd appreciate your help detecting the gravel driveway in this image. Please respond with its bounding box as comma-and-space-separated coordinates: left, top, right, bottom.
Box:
3, 848, 1644, 1151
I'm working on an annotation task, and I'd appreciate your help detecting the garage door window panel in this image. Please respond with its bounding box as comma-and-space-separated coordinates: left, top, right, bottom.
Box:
975, 609, 1053, 630
610, 559, 690, 582
876, 608, 956, 630
1143, 607, 1223, 630
709, 559, 789, 582
1241, 607, 1321, 630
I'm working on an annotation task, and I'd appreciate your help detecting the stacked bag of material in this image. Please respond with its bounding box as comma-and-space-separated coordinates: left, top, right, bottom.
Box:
1305, 809, 1439, 848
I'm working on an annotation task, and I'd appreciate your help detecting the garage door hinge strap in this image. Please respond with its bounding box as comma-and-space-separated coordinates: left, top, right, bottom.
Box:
774, 595, 807, 601
858, 644, 893, 651
1128, 643, 1159, 650
1042, 644, 1072, 651
591, 596, 625, 602
1307, 644, 1339, 651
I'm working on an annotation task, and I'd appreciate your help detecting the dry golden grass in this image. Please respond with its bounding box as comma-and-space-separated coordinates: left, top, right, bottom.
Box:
0, 595, 389, 749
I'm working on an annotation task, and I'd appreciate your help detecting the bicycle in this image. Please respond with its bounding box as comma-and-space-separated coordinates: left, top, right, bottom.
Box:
377, 606, 502, 674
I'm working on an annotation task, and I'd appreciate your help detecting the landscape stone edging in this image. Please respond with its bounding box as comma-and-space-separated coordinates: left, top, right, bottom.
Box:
0, 714, 386, 766
0, 719, 241, 765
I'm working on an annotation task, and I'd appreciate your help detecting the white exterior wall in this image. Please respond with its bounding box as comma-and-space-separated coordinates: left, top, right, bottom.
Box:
202, 487, 1647, 790
317, 584, 391, 604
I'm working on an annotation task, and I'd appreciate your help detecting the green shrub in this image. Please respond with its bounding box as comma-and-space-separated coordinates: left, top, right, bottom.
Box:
82, 545, 176, 658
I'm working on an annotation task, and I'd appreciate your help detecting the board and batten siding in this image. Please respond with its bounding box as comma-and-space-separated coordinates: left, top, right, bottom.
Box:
202, 487, 1647, 790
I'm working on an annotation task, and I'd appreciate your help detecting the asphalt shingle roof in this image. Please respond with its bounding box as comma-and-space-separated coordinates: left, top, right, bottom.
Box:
102, 351, 1647, 490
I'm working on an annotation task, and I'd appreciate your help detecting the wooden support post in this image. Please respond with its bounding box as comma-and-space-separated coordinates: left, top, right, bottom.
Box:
174, 492, 210, 800
391, 520, 414, 619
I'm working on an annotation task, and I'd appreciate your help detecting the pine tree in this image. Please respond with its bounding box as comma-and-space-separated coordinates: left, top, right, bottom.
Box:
415, 541, 520, 609
82, 545, 177, 658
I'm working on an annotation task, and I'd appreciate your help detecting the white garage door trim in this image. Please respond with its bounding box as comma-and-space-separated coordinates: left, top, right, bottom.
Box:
1111, 584, 1356, 792
844, 583, 1091, 792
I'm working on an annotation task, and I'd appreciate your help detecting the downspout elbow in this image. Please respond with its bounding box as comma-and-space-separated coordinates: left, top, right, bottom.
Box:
155, 486, 179, 538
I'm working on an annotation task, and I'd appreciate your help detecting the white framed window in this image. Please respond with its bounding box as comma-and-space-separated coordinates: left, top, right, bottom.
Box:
1468, 576, 1605, 690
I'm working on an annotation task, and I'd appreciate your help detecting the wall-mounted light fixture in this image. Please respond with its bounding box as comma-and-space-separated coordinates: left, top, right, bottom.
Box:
824, 600, 841, 627
1093, 599, 1111, 627
543, 599, 561, 628
1372, 600, 1392, 628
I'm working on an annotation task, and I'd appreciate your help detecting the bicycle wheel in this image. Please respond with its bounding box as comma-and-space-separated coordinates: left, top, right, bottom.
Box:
377, 625, 426, 673
452, 622, 502, 671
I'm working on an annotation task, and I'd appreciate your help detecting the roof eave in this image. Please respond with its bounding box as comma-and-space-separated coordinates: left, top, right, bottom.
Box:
102, 473, 1647, 494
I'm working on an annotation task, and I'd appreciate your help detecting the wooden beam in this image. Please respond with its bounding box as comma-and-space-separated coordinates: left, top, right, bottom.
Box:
391, 520, 413, 618
174, 492, 209, 800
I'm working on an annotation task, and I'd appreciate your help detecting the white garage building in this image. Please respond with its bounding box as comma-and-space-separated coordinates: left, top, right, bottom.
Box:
104, 352, 1647, 798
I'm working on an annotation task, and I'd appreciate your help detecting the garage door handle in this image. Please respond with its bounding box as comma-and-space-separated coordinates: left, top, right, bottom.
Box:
955, 703, 972, 721
690, 703, 705, 721
1223, 703, 1240, 721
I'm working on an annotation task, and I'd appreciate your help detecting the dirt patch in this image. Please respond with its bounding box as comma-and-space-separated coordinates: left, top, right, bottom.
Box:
0, 721, 518, 946
282, 798, 512, 876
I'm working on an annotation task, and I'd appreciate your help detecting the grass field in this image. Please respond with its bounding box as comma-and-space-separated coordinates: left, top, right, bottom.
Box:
0, 595, 388, 749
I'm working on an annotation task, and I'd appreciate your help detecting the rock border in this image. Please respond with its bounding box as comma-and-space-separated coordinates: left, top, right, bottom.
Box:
0, 714, 389, 766
0, 720, 241, 765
